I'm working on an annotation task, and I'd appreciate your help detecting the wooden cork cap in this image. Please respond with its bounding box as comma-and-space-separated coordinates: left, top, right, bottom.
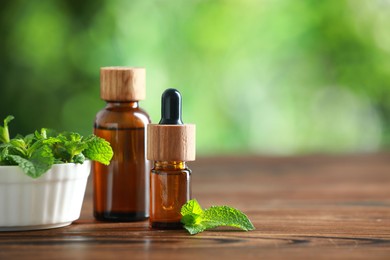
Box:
100, 67, 146, 101
147, 124, 196, 161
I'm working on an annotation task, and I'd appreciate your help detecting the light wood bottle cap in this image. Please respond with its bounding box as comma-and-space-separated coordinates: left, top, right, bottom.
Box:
100, 67, 146, 101
147, 124, 196, 161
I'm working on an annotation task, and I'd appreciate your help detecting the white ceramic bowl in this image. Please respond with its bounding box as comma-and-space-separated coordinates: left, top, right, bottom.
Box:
0, 161, 90, 231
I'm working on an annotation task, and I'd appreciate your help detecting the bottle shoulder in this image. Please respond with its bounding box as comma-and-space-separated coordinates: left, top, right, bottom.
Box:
95, 106, 151, 129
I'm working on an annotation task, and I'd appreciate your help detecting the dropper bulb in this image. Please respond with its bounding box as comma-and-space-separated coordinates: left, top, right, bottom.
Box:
159, 88, 183, 125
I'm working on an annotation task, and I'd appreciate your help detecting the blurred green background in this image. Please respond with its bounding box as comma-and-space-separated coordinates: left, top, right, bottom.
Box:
0, 0, 389, 155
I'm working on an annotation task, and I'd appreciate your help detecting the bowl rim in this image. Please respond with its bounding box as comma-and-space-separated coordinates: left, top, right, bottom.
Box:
0, 161, 91, 167
0, 161, 91, 182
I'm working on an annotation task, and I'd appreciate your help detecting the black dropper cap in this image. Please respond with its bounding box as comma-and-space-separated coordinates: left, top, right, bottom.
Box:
159, 88, 183, 125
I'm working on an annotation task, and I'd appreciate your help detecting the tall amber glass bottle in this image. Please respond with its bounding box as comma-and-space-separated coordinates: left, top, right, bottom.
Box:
93, 67, 151, 221
147, 89, 196, 229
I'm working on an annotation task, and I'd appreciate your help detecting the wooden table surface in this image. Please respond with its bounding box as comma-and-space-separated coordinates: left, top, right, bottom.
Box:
1, 154, 390, 259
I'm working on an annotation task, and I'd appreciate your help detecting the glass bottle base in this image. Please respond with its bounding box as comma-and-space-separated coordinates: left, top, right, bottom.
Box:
94, 211, 148, 222
150, 221, 183, 230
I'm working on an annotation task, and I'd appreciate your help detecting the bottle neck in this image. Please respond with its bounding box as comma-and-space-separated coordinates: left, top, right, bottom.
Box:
105, 101, 139, 109
154, 161, 187, 170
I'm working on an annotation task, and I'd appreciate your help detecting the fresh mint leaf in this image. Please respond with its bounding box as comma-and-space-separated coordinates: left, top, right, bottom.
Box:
0, 144, 13, 165
1, 141, 25, 158
61, 132, 87, 162
9, 138, 28, 157
8, 145, 54, 178
34, 129, 47, 140
181, 199, 255, 235
4, 115, 14, 126
182, 222, 206, 235
29, 145, 55, 177
180, 199, 204, 229
83, 135, 113, 165
40, 132, 86, 163
203, 206, 255, 231
181, 199, 203, 215
0, 115, 114, 178
0, 115, 14, 143
23, 134, 35, 146
73, 153, 85, 164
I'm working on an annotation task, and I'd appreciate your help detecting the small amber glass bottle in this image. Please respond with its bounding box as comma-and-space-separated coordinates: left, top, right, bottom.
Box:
93, 67, 151, 221
150, 161, 191, 229
147, 89, 196, 229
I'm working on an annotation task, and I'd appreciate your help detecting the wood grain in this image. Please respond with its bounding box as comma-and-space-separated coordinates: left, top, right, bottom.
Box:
0, 154, 389, 259
100, 67, 146, 101
147, 124, 196, 161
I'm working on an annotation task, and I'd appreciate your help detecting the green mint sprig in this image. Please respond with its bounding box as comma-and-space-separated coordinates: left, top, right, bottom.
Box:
180, 199, 255, 235
0, 115, 113, 178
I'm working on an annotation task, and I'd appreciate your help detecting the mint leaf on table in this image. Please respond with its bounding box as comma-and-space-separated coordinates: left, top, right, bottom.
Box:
181, 199, 255, 235
180, 199, 205, 234
202, 206, 256, 231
